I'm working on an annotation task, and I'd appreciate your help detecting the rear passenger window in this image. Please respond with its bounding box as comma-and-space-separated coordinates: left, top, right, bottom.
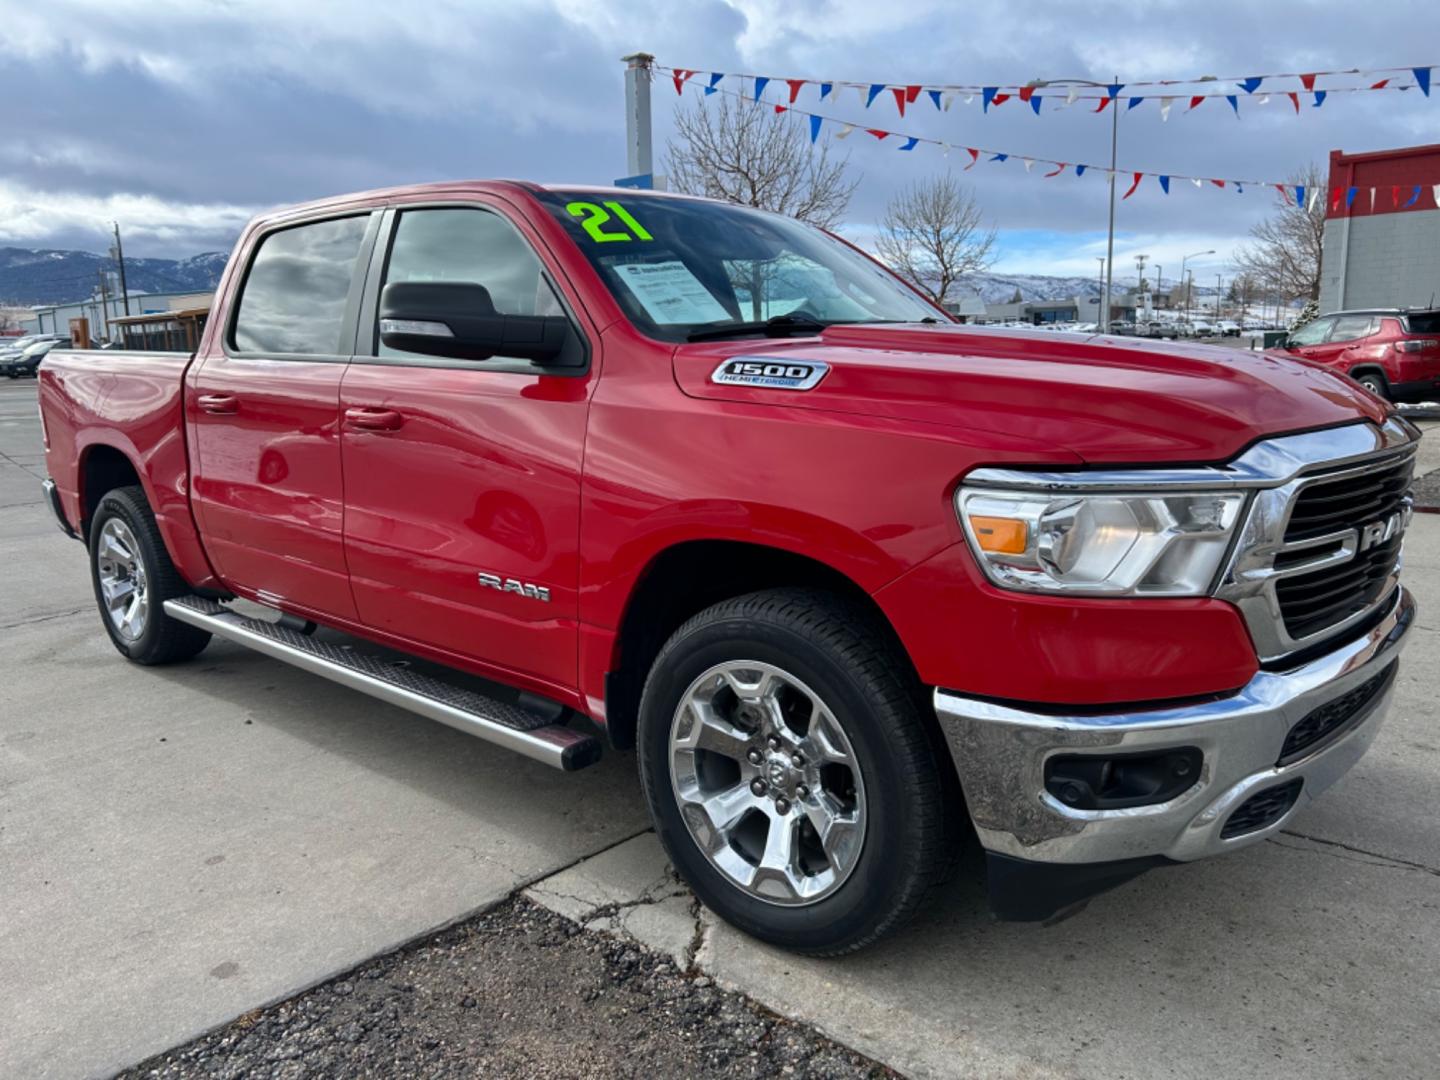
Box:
378, 208, 563, 358
232, 215, 370, 355
1328, 316, 1376, 343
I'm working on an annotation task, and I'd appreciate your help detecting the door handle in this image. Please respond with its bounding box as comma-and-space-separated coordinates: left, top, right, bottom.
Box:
344, 407, 404, 432
197, 393, 238, 415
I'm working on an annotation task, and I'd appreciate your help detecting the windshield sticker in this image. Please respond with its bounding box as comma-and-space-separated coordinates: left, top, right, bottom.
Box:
612, 261, 732, 325
566, 200, 653, 243
711, 357, 830, 391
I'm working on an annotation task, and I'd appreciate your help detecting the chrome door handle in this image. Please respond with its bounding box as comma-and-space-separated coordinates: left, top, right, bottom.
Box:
197, 393, 238, 415
344, 407, 404, 432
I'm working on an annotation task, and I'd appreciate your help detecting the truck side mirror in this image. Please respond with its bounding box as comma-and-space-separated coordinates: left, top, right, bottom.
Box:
379, 281, 572, 364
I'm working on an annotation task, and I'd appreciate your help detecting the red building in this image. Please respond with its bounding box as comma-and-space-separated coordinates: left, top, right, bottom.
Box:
1319, 143, 1440, 312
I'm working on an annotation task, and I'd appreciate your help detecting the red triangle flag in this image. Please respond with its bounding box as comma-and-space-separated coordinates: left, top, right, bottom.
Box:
891, 87, 908, 116
1044, 162, 1067, 177
1188, 95, 1205, 110
672, 69, 693, 95
991, 93, 1010, 107
1122, 172, 1144, 199
1300, 73, 1317, 91
1274, 184, 1288, 198
1371, 78, 1390, 90
867, 129, 890, 140
774, 104, 786, 114
786, 79, 805, 104
1018, 86, 1034, 102
1331, 188, 1344, 212
1211, 179, 1226, 189
905, 85, 922, 103
1286, 92, 1300, 113
965, 147, 979, 170
1393, 185, 1402, 208
1094, 95, 1113, 112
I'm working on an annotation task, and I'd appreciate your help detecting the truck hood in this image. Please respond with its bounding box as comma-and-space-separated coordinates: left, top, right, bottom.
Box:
673, 323, 1390, 464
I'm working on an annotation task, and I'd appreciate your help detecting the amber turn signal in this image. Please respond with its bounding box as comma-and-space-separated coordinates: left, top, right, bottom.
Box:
968, 515, 1027, 555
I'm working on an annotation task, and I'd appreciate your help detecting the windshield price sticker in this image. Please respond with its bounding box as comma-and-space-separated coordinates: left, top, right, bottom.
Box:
566, 200, 653, 243
711, 357, 830, 391
612, 261, 732, 325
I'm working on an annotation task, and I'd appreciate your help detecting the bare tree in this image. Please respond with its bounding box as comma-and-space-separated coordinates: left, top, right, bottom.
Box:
664, 95, 858, 229
875, 175, 996, 306
1234, 164, 1327, 303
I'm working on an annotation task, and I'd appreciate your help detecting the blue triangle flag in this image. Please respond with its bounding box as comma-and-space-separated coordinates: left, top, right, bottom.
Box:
705, 72, 723, 95
1312, 90, 1326, 107
1031, 94, 1044, 115
1294, 185, 1305, 208
1226, 94, 1239, 115
899, 136, 919, 151
1416, 68, 1432, 96
928, 89, 943, 110
1239, 77, 1263, 94
867, 83, 885, 107
1107, 82, 1123, 99
819, 82, 833, 100
982, 87, 998, 112
1346, 186, 1358, 208
1127, 96, 1144, 110
753, 76, 769, 101
809, 115, 822, 143
1403, 185, 1422, 208
1075, 164, 1087, 176
1159, 175, 1170, 193
990, 152, 1008, 162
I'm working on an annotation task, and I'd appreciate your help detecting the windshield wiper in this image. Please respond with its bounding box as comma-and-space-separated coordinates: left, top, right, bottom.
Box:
686, 313, 830, 342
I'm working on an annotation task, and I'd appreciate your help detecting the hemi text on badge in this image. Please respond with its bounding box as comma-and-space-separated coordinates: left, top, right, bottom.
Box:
710, 357, 830, 391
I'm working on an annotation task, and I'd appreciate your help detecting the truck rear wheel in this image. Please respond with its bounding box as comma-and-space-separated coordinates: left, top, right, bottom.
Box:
638, 588, 954, 955
88, 486, 211, 665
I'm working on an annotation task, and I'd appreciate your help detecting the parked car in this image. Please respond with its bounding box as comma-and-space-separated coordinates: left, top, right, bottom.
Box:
2, 337, 69, 377
1269, 308, 1440, 402
37, 182, 1417, 954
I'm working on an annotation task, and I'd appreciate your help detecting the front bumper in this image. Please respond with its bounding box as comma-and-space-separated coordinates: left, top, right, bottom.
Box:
936, 586, 1414, 915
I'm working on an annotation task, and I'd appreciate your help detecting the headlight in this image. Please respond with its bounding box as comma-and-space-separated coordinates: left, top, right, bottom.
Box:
957, 485, 1245, 596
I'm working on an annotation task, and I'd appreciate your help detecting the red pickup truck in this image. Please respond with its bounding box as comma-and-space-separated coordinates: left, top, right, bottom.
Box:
38, 182, 1417, 954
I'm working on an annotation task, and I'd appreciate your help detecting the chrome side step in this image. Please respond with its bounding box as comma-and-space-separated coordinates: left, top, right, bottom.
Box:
163, 596, 601, 771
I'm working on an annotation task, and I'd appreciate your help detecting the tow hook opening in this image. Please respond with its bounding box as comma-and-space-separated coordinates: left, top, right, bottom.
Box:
1044, 747, 1203, 811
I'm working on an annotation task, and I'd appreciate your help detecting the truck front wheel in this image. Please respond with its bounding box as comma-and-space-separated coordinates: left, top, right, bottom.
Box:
88, 486, 211, 665
638, 588, 955, 955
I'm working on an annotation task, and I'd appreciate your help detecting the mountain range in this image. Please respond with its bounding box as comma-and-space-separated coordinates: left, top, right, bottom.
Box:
0, 247, 230, 305
2, 245, 1188, 308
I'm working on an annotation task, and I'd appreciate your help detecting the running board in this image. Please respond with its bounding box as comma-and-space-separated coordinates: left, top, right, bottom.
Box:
163, 596, 601, 771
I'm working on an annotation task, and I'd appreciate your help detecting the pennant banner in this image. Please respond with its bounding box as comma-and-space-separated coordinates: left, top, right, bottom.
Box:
658, 62, 1439, 120
663, 73, 1440, 208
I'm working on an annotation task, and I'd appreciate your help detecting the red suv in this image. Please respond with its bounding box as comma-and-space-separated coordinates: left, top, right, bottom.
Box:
1273, 308, 1440, 402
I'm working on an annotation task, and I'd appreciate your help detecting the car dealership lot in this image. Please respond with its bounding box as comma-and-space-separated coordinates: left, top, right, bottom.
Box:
2, 377, 1438, 1079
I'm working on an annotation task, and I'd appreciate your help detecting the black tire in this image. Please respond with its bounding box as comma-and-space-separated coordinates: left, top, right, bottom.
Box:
1354, 371, 1390, 400
638, 588, 956, 956
88, 485, 211, 664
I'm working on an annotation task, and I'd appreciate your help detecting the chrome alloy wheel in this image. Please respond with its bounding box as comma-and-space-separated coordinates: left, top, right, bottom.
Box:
96, 518, 149, 642
668, 661, 867, 906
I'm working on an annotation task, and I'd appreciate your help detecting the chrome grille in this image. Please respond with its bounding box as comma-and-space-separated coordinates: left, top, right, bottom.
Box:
1218, 420, 1418, 663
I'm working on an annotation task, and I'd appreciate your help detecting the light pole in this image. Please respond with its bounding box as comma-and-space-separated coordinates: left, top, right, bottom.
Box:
1179, 249, 1214, 322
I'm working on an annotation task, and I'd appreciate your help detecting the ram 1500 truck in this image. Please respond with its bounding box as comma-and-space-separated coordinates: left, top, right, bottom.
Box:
38, 182, 1417, 954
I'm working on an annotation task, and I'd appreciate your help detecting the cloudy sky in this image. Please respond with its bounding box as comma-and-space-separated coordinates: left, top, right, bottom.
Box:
4, 0, 1436, 281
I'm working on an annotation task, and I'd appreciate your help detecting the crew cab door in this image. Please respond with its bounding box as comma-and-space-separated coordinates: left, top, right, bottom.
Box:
338, 203, 596, 693
188, 211, 378, 620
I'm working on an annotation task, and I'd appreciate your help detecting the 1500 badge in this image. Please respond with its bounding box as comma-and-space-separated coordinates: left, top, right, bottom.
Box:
710, 357, 829, 391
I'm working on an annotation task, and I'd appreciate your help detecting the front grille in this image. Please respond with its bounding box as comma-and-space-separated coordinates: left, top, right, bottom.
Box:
1221, 779, 1303, 839
1277, 663, 1396, 766
1283, 454, 1414, 542
1274, 454, 1413, 641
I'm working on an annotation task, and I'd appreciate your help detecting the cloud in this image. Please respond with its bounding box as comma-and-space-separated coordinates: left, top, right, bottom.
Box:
1, 0, 1435, 270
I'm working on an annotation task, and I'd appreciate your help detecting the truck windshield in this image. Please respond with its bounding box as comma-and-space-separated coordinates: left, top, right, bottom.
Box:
538, 190, 942, 341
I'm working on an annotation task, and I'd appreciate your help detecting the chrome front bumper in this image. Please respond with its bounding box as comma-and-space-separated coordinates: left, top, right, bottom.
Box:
934, 586, 1414, 867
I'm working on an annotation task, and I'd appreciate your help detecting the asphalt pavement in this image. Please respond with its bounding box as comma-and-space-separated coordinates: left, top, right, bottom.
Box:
2, 376, 1437, 1080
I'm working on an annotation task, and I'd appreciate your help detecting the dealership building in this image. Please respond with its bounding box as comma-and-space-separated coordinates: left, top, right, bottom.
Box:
1318, 143, 1440, 312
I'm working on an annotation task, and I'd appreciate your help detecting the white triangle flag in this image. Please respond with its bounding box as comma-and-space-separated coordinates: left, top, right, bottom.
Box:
1159, 96, 1174, 121
1023, 158, 1034, 172
942, 91, 955, 110
1370, 187, 1377, 212
856, 84, 869, 107
1065, 87, 1078, 105
1308, 190, 1320, 211
835, 124, 855, 139
1191, 177, 1203, 188
1257, 94, 1270, 105
1433, 184, 1440, 207
964, 93, 975, 105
